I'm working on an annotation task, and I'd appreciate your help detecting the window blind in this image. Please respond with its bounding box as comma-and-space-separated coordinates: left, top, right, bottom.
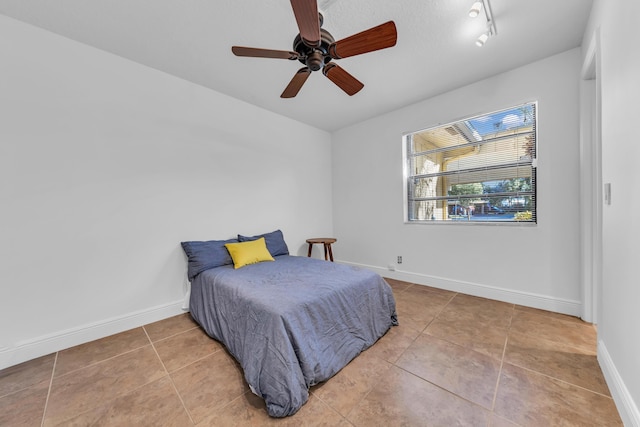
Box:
404, 102, 537, 223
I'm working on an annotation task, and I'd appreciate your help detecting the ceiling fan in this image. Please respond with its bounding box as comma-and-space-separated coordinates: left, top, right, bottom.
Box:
231, 0, 397, 98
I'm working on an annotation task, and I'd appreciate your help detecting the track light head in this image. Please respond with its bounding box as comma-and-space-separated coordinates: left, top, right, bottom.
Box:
468, 0, 496, 47
476, 32, 489, 47
468, 1, 483, 18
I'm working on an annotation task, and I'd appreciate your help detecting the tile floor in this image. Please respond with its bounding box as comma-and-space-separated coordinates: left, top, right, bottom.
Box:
0, 279, 623, 426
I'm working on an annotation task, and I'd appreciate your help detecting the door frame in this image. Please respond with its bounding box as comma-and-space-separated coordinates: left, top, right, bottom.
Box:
579, 28, 602, 324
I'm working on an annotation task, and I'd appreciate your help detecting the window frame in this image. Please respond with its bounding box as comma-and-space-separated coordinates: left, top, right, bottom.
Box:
402, 102, 538, 225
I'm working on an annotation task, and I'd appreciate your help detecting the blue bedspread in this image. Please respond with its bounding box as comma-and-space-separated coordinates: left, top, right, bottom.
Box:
189, 255, 397, 417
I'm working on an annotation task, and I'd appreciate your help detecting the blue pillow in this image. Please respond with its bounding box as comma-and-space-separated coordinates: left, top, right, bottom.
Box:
237, 229, 289, 257
181, 239, 237, 281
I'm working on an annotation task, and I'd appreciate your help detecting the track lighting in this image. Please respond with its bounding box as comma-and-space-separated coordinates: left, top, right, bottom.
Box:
468, 1, 482, 18
476, 31, 489, 47
469, 0, 497, 47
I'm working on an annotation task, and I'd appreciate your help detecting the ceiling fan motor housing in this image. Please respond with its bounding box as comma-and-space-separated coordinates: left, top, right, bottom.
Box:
293, 26, 335, 72
231, 5, 397, 98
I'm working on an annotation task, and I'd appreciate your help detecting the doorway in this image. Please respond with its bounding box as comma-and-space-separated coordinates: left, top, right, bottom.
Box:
579, 29, 602, 324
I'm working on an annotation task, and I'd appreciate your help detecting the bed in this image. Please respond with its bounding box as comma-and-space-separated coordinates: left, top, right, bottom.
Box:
183, 232, 397, 417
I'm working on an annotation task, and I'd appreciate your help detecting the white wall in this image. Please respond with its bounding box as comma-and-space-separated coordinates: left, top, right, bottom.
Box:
0, 15, 333, 369
332, 49, 583, 315
582, 1, 640, 425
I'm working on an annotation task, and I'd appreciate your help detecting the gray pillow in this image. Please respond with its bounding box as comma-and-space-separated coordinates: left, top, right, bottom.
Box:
181, 239, 238, 281
238, 229, 289, 257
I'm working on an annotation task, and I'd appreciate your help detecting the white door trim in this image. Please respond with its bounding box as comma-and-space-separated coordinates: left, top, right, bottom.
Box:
579, 28, 602, 324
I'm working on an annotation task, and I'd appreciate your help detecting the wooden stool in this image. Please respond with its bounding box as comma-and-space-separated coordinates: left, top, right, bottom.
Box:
306, 238, 337, 262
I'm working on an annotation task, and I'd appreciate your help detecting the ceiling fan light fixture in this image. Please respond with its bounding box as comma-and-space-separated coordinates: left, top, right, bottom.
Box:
468, 1, 483, 18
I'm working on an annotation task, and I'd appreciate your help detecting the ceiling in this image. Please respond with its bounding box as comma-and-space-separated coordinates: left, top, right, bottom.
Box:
0, 0, 593, 132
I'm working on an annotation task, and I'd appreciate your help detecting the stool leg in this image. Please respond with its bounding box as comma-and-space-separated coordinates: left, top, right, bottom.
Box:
307, 243, 312, 257
327, 244, 334, 262
323, 244, 328, 261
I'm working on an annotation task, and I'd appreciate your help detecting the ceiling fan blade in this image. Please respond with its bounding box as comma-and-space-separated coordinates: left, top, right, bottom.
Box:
232, 46, 299, 60
281, 67, 312, 98
290, 0, 321, 47
329, 21, 397, 59
323, 63, 364, 96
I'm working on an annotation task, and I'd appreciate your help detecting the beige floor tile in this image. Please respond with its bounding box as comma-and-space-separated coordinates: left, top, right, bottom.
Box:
1, 290, 623, 426
425, 316, 508, 360
514, 304, 585, 324
201, 392, 348, 426
505, 331, 610, 396
383, 277, 413, 292
0, 379, 49, 427
196, 392, 269, 426
43, 345, 166, 426
0, 353, 55, 397
153, 327, 223, 373
55, 327, 150, 377
393, 288, 454, 332
59, 377, 193, 426
361, 323, 420, 364
489, 413, 519, 426
494, 363, 623, 426
312, 350, 392, 417
347, 365, 490, 426
510, 310, 597, 352
171, 349, 247, 424
274, 394, 349, 427
144, 312, 200, 342
396, 334, 501, 409
438, 294, 514, 328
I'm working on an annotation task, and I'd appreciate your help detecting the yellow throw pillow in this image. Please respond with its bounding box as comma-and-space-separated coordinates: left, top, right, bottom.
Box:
225, 237, 275, 269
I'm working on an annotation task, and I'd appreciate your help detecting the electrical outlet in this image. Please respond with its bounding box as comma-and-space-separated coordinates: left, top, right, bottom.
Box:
397, 256, 403, 264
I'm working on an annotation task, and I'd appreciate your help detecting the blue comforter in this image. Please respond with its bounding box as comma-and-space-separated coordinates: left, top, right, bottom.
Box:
189, 255, 397, 417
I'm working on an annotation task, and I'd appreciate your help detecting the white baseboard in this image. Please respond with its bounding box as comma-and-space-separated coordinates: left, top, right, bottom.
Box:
0, 300, 187, 370
341, 261, 582, 317
598, 340, 640, 427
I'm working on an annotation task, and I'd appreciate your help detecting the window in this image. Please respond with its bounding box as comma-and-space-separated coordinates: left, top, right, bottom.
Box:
404, 102, 537, 223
